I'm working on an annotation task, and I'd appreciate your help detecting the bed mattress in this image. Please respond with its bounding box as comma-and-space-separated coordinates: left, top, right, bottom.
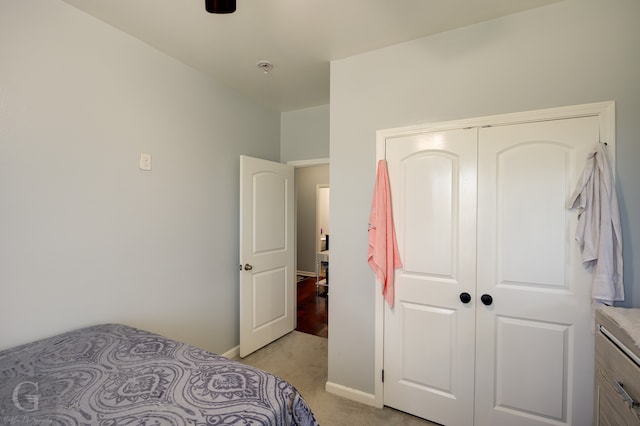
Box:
0, 323, 318, 425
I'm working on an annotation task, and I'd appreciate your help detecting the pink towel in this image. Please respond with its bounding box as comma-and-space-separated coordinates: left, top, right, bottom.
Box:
368, 160, 402, 307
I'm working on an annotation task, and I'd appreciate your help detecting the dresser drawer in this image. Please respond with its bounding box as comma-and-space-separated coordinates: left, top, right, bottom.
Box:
595, 324, 640, 425
596, 367, 640, 425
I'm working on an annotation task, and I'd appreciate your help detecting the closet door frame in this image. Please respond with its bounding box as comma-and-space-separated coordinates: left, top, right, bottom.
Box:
373, 101, 615, 409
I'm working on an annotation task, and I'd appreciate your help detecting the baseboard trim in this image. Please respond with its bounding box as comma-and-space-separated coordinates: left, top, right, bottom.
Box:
297, 271, 315, 277
222, 345, 240, 359
325, 381, 379, 407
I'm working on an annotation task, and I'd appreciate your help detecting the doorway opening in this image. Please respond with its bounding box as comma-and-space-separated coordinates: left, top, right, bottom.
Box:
290, 160, 329, 338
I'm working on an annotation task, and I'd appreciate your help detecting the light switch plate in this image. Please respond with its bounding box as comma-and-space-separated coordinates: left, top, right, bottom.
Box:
140, 153, 152, 171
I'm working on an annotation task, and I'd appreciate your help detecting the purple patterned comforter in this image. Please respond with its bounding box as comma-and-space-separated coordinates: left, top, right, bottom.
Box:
0, 324, 318, 425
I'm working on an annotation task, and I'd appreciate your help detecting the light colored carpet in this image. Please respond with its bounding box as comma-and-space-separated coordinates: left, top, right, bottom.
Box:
234, 331, 437, 426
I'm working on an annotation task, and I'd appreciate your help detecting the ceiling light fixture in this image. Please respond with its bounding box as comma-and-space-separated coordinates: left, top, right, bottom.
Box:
205, 0, 236, 14
257, 61, 273, 74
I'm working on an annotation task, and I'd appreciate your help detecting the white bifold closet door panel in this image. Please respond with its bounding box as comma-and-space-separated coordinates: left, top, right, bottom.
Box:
474, 118, 595, 426
384, 128, 478, 426
383, 116, 598, 426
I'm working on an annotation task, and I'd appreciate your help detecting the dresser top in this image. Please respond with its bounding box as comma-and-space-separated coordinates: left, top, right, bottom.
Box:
597, 306, 640, 353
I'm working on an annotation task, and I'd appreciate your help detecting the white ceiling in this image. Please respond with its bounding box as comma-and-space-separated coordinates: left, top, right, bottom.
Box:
61, 0, 560, 112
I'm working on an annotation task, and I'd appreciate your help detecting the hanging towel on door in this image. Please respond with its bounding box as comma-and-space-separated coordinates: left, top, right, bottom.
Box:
368, 160, 402, 307
568, 142, 623, 305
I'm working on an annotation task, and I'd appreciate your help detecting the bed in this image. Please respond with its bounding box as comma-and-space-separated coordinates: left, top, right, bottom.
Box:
0, 323, 318, 425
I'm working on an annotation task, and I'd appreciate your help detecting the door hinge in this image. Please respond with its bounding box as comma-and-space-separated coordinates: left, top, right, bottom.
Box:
381, 369, 384, 383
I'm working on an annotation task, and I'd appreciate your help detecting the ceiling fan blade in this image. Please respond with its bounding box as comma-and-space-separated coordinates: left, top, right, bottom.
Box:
205, 0, 236, 14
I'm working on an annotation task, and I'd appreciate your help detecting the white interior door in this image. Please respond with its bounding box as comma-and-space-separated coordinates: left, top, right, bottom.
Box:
239, 155, 295, 358
474, 117, 597, 426
383, 128, 478, 426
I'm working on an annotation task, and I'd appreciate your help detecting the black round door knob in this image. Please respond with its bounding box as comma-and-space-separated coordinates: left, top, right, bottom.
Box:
481, 294, 493, 306
459, 292, 472, 304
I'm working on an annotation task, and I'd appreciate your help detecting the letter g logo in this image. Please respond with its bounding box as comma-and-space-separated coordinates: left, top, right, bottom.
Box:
12, 381, 40, 412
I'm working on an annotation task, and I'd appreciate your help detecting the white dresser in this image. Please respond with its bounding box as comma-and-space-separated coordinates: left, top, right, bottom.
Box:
595, 307, 640, 425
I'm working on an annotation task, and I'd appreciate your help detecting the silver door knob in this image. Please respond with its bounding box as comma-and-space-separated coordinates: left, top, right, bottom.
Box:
243, 264, 253, 271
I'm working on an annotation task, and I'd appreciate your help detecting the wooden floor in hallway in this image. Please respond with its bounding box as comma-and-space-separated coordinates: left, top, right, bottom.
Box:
296, 276, 328, 338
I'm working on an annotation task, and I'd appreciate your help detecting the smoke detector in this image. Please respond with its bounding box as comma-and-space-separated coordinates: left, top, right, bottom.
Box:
257, 61, 273, 74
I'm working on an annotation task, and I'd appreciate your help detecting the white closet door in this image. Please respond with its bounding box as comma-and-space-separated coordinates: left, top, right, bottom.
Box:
474, 117, 598, 426
384, 128, 478, 426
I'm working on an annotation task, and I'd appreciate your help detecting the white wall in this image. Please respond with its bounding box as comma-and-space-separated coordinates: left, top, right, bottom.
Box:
281, 104, 329, 162
282, 104, 330, 274
318, 187, 330, 248
329, 0, 640, 395
0, 0, 280, 353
